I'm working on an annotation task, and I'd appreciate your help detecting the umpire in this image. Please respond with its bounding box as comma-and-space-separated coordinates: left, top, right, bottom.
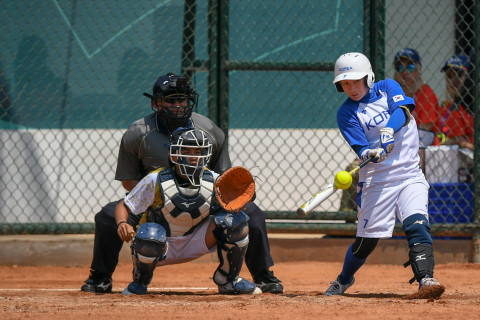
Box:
80, 73, 283, 294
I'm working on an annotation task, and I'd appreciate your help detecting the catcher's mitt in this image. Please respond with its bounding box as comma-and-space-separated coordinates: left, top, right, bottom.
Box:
214, 166, 255, 212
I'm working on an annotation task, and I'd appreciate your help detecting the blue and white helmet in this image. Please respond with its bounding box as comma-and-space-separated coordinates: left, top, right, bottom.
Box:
333, 52, 375, 93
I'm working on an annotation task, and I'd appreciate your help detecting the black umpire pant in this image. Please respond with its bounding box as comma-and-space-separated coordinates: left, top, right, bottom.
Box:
88, 201, 274, 280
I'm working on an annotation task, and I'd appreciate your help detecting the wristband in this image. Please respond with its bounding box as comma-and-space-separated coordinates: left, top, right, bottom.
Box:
117, 221, 128, 228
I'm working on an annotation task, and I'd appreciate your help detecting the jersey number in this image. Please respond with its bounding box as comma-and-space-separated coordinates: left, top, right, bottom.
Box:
363, 219, 369, 228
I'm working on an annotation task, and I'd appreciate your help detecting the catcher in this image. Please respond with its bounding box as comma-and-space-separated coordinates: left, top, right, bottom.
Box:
115, 127, 259, 295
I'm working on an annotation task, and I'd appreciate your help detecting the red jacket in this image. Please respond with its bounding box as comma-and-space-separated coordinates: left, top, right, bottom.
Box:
433, 99, 474, 145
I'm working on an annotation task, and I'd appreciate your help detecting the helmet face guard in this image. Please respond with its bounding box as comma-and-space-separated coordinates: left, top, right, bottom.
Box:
169, 128, 212, 186
144, 74, 199, 132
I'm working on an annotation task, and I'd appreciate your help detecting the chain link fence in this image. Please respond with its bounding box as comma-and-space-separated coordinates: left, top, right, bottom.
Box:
0, 0, 477, 238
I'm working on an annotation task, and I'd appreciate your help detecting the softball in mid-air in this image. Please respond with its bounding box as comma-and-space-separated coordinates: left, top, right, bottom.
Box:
334, 171, 352, 190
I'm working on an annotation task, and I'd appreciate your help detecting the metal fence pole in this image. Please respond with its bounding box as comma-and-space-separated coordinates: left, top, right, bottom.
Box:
473, 0, 480, 264
218, 0, 229, 136
364, 0, 385, 79
181, 0, 197, 79
207, 0, 219, 124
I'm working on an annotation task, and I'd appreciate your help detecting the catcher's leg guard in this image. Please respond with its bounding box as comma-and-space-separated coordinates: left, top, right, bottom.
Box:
404, 243, 435, 283
402, 214, 434, 283
125, 223, 168, 295
212, 210, 257, 294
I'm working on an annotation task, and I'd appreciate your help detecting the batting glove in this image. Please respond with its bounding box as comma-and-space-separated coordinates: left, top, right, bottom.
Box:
361, 148, 387, 163
380, 127, 395, 154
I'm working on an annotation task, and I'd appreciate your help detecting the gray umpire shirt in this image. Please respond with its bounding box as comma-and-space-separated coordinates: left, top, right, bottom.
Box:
115, 112, 231, 181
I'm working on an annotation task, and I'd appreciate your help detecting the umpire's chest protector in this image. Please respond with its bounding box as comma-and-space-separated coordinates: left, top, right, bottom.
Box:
155, 170, 215, 237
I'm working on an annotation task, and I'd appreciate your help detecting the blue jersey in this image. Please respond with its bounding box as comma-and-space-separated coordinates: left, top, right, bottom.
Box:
337, 79, 422, 184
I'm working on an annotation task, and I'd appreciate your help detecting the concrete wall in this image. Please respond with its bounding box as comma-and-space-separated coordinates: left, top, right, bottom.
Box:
0, 235, 472, 266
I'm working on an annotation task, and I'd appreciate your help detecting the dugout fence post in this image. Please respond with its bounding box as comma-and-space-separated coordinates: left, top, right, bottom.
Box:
207, 0, 230, 137
473, 0, 480, 264
363, 0, 385, 79
217, 0, 230, 136
207, 0, 220, 127
180, 0, 197, 80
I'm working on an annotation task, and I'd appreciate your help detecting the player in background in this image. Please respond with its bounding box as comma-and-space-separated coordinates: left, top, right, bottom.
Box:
393, 48, 440, 172
433, 54, 474, 150
81, 73, 283, 294
434, 54, 474, 181
326, 52, 444, 298
116, 128, 260, 295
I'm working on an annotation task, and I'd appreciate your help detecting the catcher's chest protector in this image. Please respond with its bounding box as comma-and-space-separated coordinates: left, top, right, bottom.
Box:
154, 169, 214, 237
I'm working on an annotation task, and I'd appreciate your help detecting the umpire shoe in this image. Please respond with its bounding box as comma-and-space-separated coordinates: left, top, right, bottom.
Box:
80, 277, 113, 293
324, 276, 355, 296
218, 277, 262, 295
121, 281, 148, 295
253, 269, 284, 294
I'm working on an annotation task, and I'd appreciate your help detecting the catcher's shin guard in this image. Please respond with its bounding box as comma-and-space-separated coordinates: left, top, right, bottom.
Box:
404, 243, 435, 283
130, 223, 168, 287
402, 214, 434, 283
212, 210, 250, 285
131, 253, 158, 287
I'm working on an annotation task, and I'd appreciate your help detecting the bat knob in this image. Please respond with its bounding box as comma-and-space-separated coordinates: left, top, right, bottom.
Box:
296, 208, 307, 218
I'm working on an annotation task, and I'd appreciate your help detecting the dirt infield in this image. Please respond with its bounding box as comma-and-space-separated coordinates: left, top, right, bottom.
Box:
1, 261, 479, 319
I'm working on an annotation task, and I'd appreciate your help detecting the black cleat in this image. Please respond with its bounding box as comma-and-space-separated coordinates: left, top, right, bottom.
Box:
80, 277, 113, 293
253, 269, 284, 294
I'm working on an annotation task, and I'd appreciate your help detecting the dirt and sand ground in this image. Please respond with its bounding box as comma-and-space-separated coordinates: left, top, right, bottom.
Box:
1, 261, 479, 319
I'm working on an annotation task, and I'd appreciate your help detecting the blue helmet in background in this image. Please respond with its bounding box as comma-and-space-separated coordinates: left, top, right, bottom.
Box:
441, 54, 470, 72
393, 48, 421, 66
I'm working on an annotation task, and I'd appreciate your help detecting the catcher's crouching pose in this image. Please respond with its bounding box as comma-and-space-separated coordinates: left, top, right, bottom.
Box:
81, 73, 282, 295
116, 127, 260, 295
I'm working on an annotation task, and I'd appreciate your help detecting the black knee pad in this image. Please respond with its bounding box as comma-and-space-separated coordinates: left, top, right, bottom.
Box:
351, 237, 379, 259
403, 214, 432, 247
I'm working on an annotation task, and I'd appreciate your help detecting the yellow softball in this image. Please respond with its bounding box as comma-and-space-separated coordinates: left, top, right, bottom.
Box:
334, 171, 352, 190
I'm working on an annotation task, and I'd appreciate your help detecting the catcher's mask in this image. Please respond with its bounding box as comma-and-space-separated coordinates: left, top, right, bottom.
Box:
169, 127, 212, 186
143, 73, 199, 133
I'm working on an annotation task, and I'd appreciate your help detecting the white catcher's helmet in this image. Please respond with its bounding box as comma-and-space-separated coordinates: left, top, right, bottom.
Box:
170, 128, 212, 186
333, 52, 375, 93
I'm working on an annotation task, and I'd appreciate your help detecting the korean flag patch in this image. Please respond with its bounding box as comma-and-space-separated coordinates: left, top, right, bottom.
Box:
393, 95, 404, 102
